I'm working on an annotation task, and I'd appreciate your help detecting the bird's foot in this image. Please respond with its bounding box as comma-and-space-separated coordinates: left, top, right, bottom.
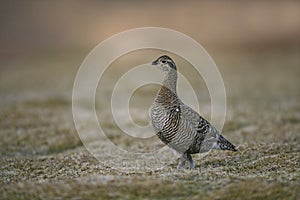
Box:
176, 158, 195, 170
177, 160, 186, 170
189, 160, 195, 170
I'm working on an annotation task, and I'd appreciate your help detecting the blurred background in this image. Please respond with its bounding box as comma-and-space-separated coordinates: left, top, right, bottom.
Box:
1, 0, 299, 110
1, 0, 300, 164
1, 1, 299, 198
1, 0, 300, 55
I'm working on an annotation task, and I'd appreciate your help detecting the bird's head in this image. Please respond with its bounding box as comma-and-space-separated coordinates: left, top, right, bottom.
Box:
152, 55, 177, 72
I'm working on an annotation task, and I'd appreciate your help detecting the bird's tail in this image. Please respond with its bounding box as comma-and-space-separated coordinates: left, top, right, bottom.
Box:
215, 134, 237, 151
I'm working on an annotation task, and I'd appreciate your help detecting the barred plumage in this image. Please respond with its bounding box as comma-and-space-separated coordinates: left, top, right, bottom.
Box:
150, 55, 237, 169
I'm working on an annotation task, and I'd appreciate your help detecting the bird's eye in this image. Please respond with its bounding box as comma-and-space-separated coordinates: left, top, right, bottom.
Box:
162, 60, 166, 64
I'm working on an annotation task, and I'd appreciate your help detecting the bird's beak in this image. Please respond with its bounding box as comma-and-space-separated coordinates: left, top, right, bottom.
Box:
152, 60, 157, 65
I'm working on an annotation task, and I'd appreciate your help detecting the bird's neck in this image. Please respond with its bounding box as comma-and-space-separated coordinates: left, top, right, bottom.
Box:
162, 69, 177, 94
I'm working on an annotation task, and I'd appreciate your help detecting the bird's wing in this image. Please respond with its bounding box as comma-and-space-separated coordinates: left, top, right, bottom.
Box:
179, 103, 208, 131
179, 102, 219, 153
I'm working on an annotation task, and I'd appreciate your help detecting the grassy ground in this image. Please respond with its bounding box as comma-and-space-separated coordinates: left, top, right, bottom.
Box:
0, 48, 299, 199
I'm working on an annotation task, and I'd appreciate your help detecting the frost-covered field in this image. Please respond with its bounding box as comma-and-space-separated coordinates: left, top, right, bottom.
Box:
0, 49, 299, 199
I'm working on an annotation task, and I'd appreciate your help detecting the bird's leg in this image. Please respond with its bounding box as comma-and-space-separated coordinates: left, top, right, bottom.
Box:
177, 153, 187, 170
177, 153, 195, 170
186, 154, 195, 170
177, 154, 186, 169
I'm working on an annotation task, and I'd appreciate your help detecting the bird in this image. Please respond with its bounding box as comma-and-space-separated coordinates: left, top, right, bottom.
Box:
150, 55, 237, 170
